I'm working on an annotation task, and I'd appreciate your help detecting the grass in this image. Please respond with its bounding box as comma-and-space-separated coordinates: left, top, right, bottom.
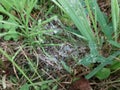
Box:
0, 0, 120, 90
52, 0, 120, 78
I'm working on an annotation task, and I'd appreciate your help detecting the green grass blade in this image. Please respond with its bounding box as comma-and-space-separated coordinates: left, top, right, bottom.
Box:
52, 0, 95, 42
89, 0, 113, 39
0, 47, 35, 89
111, 0, 119, 41
108, 40, 120, 48
85, 0, 100, 44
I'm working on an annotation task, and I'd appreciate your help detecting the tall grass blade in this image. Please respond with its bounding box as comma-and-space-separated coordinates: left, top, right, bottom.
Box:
108, 40, 120, 48
85, 0, 99, 43
52, 0, 95, 42
0, 47, 35, 89
89, 0, 113, 39
111, 0, 119, 41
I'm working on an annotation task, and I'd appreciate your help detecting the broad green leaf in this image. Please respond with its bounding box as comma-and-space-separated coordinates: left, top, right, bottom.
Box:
3, 18, 18, 30
78, 55, 106, 66
109, 60, 120, 70
85, 51, 120, 79
95, 68, 111, 80
3, 23, 11, 29
4, 29, 19, 41
2, 17, 19, 41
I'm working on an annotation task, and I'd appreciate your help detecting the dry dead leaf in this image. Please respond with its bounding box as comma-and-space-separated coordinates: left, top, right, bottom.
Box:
69, 77, 92, 90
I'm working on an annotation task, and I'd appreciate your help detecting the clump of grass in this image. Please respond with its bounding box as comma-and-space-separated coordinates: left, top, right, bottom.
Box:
0, 0, 57, 46
0, 0, 62, 89
0, 0, 120, 89
52, 0, 120, 79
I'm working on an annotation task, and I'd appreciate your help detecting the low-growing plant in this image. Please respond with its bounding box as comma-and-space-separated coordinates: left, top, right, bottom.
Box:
0, 0, 120, 89
0, 15, 19, 41
52, 0, 120, 79
0, 0, 60, 89
0, 0, 57, 45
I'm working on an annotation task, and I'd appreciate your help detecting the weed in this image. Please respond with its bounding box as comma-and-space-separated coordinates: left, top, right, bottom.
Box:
0, 0, 120, 90
52, 0, 120, 80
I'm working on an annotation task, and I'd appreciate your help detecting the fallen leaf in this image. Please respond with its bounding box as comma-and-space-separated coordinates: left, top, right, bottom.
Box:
69, 77, 92, 90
